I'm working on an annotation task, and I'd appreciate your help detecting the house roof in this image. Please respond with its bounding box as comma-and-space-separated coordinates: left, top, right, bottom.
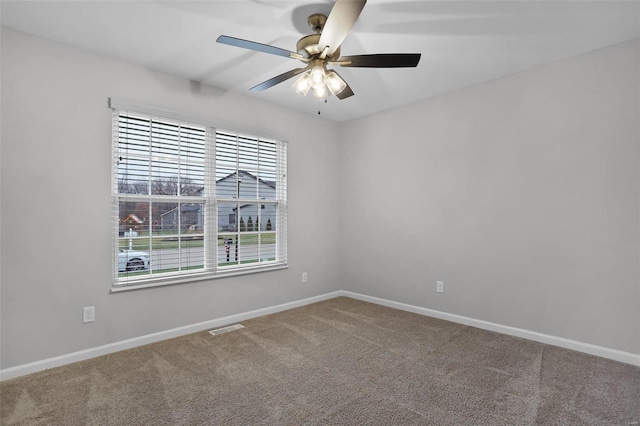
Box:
122, 214, 144, 224
159, 204, 201, 218
217, 170, 276, 189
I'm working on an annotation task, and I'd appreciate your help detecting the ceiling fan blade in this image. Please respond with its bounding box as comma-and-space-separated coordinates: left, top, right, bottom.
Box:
336, 53, 421, 68
336, 83, 354, 100
250, 67, 309, 92
318, 0, 367, 57
217, 35, 303, 60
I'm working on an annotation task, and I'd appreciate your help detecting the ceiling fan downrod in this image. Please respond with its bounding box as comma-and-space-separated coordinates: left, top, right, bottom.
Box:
307, 13, 327, 33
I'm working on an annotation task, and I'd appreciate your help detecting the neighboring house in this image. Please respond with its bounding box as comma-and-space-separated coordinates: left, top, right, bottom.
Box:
120, 213, 144, 235
230, 203, 276, 232
216, 170, 277, 232
160, 204, 204, 231
152, 170, 277, 232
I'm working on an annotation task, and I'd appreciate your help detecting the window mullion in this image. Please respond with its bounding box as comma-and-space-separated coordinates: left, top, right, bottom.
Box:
206, 126, 216, 272
147, 118, 153, 196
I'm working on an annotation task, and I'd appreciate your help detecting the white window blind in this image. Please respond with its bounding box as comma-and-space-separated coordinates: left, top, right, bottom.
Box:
112, 105, 287, 289
215, 131, 288, 269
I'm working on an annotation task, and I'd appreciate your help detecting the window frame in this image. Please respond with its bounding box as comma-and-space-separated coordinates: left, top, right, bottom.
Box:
110, 99, 288, 292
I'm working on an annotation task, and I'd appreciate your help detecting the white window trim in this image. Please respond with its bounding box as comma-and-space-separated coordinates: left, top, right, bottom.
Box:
110, 264, 289, 293
110, 99, 288, 292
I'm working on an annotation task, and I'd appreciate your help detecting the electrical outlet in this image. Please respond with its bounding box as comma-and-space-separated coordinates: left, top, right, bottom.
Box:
436, 281, 444, 293
302, 272, 308, 283
83, 306, 95, 323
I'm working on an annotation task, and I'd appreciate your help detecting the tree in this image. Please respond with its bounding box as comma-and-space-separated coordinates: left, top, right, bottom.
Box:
118, 179, 148, 194
152, 177, 177, 195
133, 202, 149, 219
247, 216, 253, 232
150, 176, 202, 196
179, 176, 202, 196
239, 217, 246, 232
266, 218, 272, 231
118, 175, 202, 232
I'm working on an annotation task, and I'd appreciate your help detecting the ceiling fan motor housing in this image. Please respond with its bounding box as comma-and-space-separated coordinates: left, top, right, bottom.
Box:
296, 14, 341, 60
296, 34, 340, 60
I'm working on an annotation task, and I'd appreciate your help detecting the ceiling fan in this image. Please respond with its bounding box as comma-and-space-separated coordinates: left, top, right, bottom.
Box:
216, 0, 421, 101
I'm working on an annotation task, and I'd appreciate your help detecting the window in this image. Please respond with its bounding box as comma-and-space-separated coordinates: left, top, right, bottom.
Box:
111, 102, 287, 289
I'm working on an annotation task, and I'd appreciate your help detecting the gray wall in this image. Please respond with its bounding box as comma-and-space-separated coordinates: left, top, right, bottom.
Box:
1, 27, 639, 370
339, 39, 640, 355
0, 28, 342, 369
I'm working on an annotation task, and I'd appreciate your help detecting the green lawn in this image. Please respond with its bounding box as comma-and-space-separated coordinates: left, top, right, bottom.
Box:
218, 233, 276, 245
119, 232, 276, 251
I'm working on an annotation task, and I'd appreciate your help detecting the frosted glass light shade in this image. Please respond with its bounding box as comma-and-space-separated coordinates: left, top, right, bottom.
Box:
292, 72, 311, 96
326, 71, 347, 95
312, 85, 328, 101
309, 65, 326, 88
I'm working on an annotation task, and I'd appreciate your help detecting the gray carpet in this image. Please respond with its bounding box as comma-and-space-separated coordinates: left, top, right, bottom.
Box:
1, 297, 638, 425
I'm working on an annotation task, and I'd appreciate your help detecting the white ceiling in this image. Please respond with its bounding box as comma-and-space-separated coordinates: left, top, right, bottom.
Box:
2, 1, 639, 122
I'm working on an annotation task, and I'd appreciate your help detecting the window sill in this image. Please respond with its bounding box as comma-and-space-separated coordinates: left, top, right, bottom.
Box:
110, 263, 288, 293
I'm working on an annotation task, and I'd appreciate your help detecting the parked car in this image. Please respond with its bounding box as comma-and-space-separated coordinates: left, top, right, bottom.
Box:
118, 249, 150, 272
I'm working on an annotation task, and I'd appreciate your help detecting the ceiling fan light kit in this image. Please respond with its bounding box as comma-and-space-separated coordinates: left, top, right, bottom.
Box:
216, 0, 421, 102
292, 67, 347, 101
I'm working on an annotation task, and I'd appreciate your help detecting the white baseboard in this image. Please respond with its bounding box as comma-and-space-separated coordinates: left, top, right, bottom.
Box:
2, 289, 638, 381
341, 290, 640, 367
0, 291, 342, 381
